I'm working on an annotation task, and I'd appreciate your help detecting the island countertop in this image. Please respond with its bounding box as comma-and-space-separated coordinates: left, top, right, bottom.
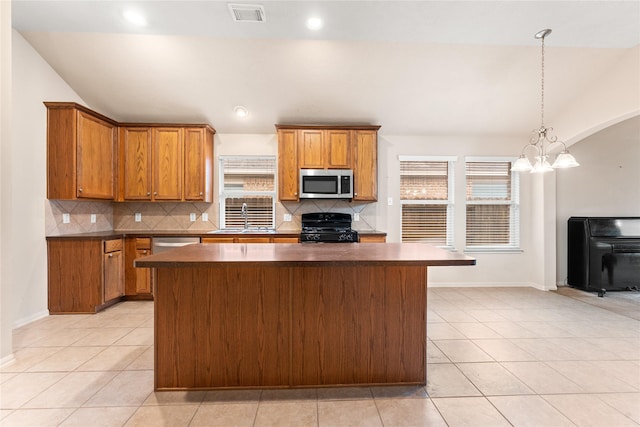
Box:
135, 242, 476, 268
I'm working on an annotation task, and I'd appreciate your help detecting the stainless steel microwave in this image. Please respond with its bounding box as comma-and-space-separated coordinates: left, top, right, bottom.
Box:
299, 169, 353, 199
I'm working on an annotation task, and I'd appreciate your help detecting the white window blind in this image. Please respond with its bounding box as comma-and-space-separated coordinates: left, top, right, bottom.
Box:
400, 158, 455, 248
465, 160, 520, 251
219, 156, 276, 229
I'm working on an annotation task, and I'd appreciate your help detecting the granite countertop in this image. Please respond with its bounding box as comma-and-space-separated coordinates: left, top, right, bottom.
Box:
135, 242, 474, 268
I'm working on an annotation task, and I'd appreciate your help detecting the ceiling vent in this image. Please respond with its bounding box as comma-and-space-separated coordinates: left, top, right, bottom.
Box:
228, 4, 266, 22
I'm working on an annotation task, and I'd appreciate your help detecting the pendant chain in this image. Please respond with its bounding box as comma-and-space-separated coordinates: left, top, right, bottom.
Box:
540, 36, 545, 128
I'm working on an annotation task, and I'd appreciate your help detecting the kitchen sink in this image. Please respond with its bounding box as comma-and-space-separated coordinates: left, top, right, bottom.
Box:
207, 228, 276, 234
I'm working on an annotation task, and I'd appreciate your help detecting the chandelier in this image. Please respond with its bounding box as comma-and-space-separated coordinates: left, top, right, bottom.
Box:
512, 29, 579, 173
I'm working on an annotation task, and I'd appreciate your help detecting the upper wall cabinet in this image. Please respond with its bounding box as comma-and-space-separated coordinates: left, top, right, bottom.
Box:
183, 127, 214, 202
46, 102, 117, 200
46, 102, 215, 202
275, 125, 380, 202
118, 125, 214, 202
297, 128, 352, 169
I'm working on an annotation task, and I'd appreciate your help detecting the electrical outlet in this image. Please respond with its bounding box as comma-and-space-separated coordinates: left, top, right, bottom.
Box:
353, 213, 360, 221
62, 213, 70, 224
134, 213, 142, 222
190, 213, 196, 222
387, 197, 393, 206
284, 213, 292, 222
90, 214, 97, 224
202, 213, 209, 222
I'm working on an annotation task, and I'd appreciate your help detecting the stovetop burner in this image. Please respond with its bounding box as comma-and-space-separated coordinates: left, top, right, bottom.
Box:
300, 212, 359, 243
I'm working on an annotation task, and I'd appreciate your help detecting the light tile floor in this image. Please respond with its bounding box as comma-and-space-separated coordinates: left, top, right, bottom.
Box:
1, 287, 638, 426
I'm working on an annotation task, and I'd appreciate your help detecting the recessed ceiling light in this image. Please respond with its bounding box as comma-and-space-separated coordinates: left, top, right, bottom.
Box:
306, 17, 323, 31
234, 106, 249, 117
123, 9, 147, 26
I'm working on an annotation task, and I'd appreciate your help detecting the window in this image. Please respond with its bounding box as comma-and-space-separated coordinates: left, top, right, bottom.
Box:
465, 158, 520, 251
219, 156, 276, 229
399, 156, 455, 248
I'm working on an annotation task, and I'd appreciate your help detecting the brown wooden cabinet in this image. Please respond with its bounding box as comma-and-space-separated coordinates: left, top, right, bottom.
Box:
118, 125, 214, 202
359, 234, 386, 243
298, 129, 325, 169
153, 127, 183, 200
184, 127, 214, 201
46, 103, 117, 200
103, 239, 124, 302
120, 127, 153, 200
46, 102, 215, 203
298, 129, 351, 169
47, 237, 124, 313
124, 237, 153, 299
202, 235, 299, 244
275, 125, 379, 202
277, 128, 299, 201
352, 130, 378, 201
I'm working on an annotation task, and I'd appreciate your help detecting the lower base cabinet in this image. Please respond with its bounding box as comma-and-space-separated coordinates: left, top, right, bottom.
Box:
202, 236, 300, 244
124, 237, 153, 299
47, 238, 124, 314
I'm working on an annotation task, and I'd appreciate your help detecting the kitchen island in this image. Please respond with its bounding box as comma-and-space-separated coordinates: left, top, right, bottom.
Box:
136, 242, 475, 390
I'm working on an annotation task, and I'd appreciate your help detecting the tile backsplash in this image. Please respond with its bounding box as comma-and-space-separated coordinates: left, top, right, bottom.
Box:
46, 199, 377, 236
46, 200, 114, 236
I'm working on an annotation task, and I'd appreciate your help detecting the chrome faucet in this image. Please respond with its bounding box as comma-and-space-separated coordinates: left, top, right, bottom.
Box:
241, 202, 248, 229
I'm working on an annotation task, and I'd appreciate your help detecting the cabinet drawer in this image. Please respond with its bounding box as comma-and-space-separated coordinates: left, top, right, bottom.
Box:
135, 238, 151, 250
359, 235, 386, 243
104, 239, 123, 253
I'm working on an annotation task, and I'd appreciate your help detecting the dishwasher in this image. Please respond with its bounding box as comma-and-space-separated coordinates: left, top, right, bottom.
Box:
152, 236, 200, 254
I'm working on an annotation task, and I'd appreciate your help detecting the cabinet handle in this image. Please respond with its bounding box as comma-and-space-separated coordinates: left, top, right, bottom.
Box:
354, 193, 358, 196
142, 250, 147, 254
199, 192, 203, 196
154, 192, 157, 196
78, 188, 83, 193
294, 192, 298, 195
108, 253, 113, 258
147, 192, 151, 196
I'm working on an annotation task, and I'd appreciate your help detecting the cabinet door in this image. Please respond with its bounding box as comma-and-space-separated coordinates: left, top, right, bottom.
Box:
325, 130, 351, 169
277, 129, 299, 201
298, 129, 325, 169
122, 127, 152, 200
135, 248, 152, 294
153, 128, 183, 200
76, 111, 116, 199
184, 128, 206, 201
352, 130, 378, 201
104, 250, 124, 302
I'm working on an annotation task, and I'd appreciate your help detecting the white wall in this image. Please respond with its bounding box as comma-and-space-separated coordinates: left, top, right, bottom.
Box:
377, 134, 545, 288
1, 1, 13, 363
556, 46, 640, 147
8, 30, 86, 330
555, 115, 640, 285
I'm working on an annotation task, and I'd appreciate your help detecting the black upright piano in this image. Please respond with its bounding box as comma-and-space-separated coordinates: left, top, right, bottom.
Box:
568, 217, 640, 296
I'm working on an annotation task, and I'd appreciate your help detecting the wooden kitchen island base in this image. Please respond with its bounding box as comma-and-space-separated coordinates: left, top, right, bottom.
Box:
138, 243, 475, 390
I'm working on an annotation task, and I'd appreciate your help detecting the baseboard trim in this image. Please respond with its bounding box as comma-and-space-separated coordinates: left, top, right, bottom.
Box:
0, 353, 16, 368
429, 282, 554, 291
12, 309, 49, 329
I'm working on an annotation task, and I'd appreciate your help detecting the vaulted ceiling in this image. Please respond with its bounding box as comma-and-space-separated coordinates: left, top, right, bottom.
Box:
12, 1, 640, 135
